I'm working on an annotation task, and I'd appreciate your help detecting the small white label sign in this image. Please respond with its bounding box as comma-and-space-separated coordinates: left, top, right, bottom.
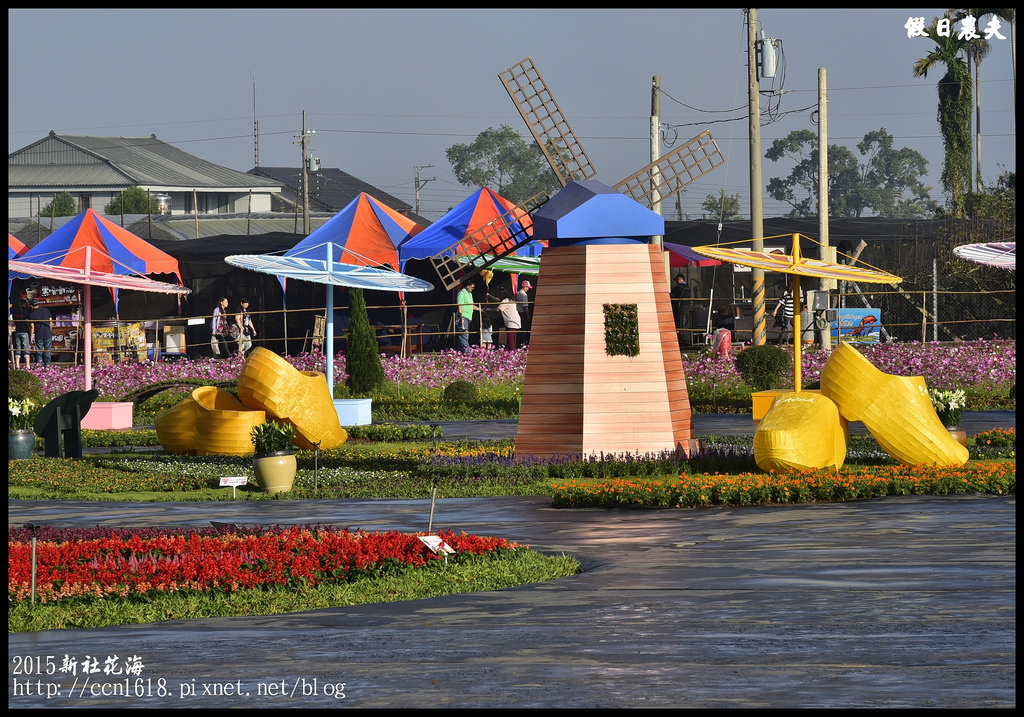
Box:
418, 535, 455, 555
219, 476, 248, 487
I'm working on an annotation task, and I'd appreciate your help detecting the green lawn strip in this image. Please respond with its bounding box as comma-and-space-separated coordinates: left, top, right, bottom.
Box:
8, 550, 580, 633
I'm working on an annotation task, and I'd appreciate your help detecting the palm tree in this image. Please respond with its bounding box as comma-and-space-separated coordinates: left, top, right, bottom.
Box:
913, 15, 973, 217
951, 10, 993, 191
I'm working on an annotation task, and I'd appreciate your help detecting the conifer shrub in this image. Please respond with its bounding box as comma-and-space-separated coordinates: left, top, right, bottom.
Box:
345, 287, 386, 396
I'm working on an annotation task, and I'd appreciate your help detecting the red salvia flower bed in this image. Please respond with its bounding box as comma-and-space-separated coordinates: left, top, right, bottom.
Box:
8, 525, 520, 604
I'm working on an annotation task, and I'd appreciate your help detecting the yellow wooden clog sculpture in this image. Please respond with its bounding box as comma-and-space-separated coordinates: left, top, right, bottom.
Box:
237, 347, 347, 451
154, 392, 202, 455
155, 386, 266, 456
820, 342, 968, 466
754, 391, 848, 472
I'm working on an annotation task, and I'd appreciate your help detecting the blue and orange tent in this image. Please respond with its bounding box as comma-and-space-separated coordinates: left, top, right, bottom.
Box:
16, 208, 183, 307
8, 234, 29, 300
285, 192, 423, 270
398, 187, 534, 263
9, 234, 28, 261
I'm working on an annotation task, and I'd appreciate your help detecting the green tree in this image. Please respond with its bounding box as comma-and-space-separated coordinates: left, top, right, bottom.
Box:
963, 168, 1016, 223
913, 14, 973, 217
105, 186, 160, 215
446, 125, 560, 205
700, 189, 743, 220
344, 287, 385, 396
37, 191, 78, 217
764, 128, 931, 218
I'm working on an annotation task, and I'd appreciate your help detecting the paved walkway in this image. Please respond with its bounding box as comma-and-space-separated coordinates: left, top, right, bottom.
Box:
8, 412, 1016, 709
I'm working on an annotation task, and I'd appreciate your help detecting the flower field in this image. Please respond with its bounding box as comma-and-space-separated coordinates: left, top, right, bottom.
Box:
20, 339, 1016, 408
8, 524, 522, 604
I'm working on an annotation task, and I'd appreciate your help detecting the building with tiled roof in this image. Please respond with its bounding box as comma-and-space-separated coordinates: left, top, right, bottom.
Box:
249, 165, 430, 226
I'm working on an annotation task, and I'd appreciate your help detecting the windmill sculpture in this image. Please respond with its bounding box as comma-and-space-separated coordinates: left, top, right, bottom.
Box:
425, 57, 725, 458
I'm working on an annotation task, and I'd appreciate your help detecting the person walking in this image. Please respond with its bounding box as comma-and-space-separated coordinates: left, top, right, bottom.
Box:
498, 286, 522, 350
771, 287, 804, 345
210, 296, 233, 358
516, 280, 533, 344
11, 299, 32, 369
236, 298, 256, 357
27, 298, 53, 367
455, 279, 478, 354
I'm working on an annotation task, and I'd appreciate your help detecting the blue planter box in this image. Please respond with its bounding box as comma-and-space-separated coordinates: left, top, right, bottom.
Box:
334, 399, 372, 427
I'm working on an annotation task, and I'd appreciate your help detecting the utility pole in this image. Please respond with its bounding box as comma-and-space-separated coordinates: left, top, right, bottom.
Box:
818, 66, 833, 350
675, 182, 686, 221
294, 111, 315, 236
414, 165, 435, 216
253, 75, 259, 168
747, 8, 767, 346
651, 75, 670, 281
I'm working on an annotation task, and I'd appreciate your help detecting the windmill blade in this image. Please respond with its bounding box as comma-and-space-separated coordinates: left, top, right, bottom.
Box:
430, 192, 550, 291
613, 130, 725, 207
499, 57, 597, 188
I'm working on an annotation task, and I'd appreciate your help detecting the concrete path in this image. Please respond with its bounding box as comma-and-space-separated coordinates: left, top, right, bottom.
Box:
8, 411, 1016, 709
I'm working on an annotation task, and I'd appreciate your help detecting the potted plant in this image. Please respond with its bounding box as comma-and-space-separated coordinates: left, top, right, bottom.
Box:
929, 388, 967, 446
250, 419, 297, 495
8, 396, 40, 460
928, 388, 966, 428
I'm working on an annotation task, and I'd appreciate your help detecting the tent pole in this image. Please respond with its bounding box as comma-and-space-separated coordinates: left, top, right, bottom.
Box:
400, 296, 408, 359
325, 243, 335, 392
282, 284, 288, 356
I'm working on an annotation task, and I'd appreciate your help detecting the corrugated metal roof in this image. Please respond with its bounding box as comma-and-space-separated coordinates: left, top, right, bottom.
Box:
123, 212, 340, 241
250, 166, 430, 226
9, 132, 282, 190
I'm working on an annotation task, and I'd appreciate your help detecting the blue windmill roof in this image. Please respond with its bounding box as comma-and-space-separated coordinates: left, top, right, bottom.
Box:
532, 180, 664, 241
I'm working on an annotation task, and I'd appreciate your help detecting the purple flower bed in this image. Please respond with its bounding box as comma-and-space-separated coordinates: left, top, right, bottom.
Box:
21, 339, 1015, 401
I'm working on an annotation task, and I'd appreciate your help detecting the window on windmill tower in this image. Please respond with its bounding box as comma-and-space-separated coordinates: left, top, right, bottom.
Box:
603, 303, 639, 357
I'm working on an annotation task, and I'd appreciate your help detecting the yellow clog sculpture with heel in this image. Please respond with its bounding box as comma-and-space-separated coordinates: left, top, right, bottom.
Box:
820, 342, 968, 466
237, 347, 347, 451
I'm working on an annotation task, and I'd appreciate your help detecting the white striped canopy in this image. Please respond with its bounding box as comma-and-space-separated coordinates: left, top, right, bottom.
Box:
224, 254, 433, 291
8, 259, 190, 294
953, 241, 1015, 270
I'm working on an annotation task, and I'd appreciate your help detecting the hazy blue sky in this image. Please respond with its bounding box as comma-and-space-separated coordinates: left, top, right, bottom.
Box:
8, 8, 1016, 222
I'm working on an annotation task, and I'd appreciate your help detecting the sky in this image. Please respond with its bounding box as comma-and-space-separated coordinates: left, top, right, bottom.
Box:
8, 8, 1016, 223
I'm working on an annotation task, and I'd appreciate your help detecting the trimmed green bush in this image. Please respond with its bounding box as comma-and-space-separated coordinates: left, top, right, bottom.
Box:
443, 380, 479, 403
8, 369, 44, 403
734, 344, 790, 391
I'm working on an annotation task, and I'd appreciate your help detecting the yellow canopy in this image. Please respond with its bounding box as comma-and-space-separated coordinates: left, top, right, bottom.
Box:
691, 233, 902, 392
691, 235, 901, 285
